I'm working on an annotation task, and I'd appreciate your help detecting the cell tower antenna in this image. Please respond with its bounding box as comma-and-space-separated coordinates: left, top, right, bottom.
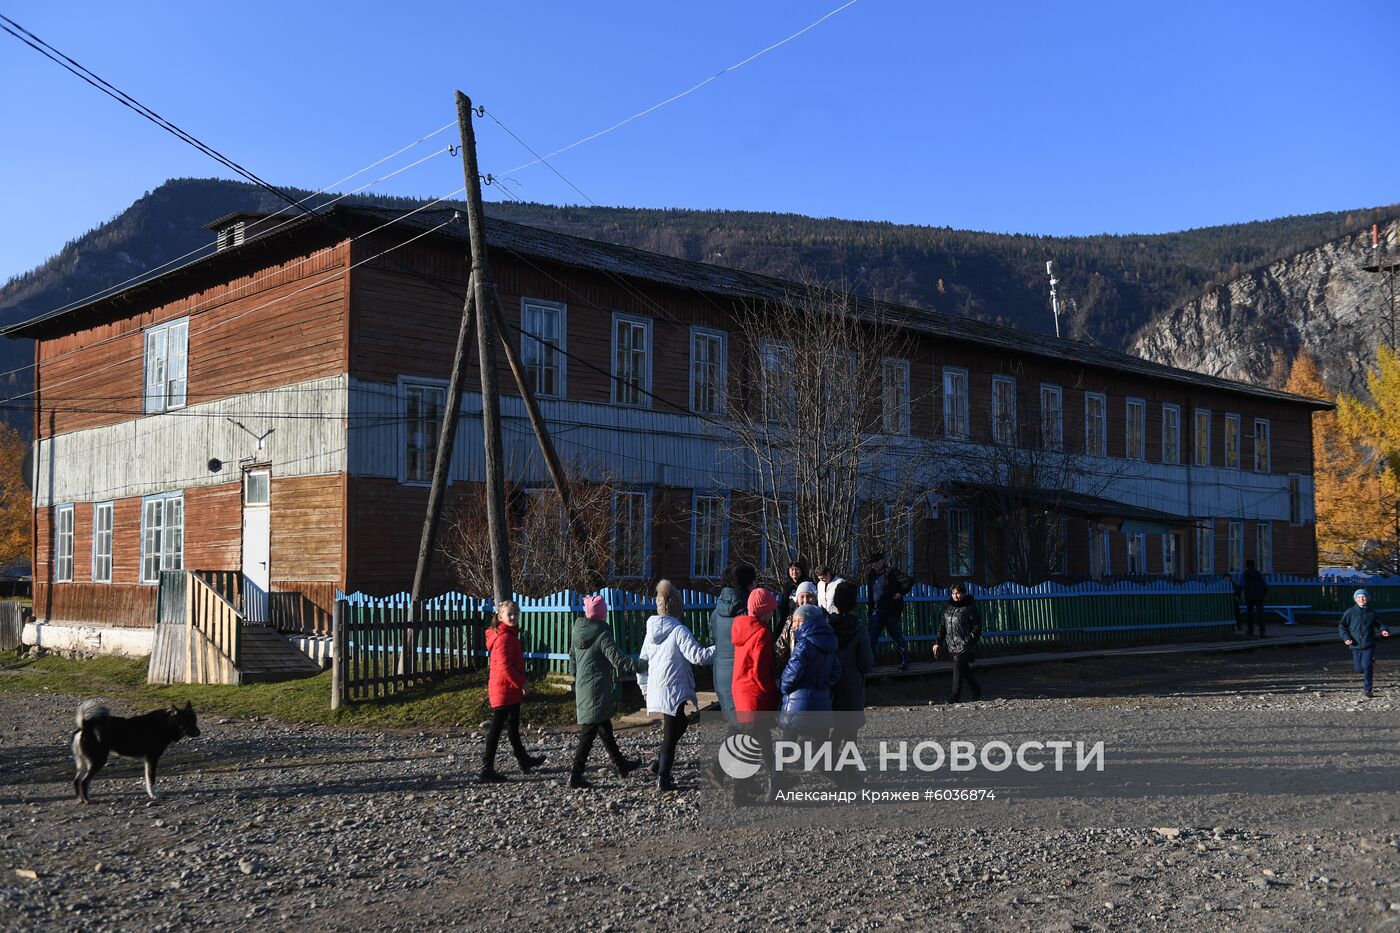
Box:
1046, 260, 1062, 338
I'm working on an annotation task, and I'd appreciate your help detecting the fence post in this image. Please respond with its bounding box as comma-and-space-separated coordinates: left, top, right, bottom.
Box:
331, 601, 345, 710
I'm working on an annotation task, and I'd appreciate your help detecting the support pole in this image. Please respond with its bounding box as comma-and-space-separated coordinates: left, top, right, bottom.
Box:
487, 290, 590, 553
456, 90, 512, 603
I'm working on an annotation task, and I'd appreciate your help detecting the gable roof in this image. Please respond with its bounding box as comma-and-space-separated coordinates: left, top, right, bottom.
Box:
3, 204, 1331, 410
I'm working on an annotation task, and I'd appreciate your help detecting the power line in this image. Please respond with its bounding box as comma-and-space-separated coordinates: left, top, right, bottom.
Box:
494, 0, 863, 176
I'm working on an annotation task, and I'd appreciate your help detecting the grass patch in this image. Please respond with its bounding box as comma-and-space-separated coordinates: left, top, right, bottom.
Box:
0, 651, 594, 731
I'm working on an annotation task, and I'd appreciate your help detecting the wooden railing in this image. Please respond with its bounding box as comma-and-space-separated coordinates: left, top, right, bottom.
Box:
188, 572, 242, 679
192, 570, 242, 615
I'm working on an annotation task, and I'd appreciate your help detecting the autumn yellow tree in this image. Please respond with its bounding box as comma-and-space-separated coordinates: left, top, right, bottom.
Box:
0, 423, 31, 569
1292, 348, 1399, 568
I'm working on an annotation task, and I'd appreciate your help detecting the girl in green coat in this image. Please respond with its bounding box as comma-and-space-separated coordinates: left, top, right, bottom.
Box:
569, 595, 646, 789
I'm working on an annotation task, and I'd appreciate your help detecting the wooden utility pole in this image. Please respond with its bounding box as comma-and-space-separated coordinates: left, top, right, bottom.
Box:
409, 90, 595, 610
457, 91, 512, 603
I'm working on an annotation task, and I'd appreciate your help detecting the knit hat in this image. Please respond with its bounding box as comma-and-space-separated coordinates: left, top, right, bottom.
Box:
583, 595, 607, 620
1355, 588, 1370, 601
747, 587, 777, 619
794, 604, 824, 624
795, 581, 818, 598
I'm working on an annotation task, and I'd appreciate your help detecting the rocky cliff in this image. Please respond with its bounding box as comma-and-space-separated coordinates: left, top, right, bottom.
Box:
1129, 222, 1399, 397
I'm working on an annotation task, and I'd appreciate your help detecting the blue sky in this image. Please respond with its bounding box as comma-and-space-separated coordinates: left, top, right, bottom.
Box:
2, 0, 1397, 284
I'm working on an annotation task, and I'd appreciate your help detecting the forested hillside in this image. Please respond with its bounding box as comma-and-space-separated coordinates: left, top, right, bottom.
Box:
2, 177, 1396, 430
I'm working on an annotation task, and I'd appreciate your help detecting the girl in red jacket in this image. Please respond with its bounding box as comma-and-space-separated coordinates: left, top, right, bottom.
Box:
480, 600, 546, 783
730, 588, 779, 804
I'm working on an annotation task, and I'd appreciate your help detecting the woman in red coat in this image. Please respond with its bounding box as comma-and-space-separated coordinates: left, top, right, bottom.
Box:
480, 600, 546, 782
730, 588, 779, 803
731, 588, 780, 718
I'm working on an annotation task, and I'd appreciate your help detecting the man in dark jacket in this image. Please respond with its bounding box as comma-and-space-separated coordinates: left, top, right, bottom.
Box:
866, 553, 913, 670
1339, 588, 1391, 698
1238, 559, 1269, 637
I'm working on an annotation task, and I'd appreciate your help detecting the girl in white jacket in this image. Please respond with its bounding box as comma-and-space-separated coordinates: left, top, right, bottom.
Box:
638, 580, 715, 791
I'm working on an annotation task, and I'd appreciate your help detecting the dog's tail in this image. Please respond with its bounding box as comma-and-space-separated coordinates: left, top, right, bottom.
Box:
75, 700, 110, 731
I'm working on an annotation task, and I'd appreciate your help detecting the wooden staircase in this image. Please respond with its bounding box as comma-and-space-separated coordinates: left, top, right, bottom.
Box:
236, 623, 321, 683
148, 571, 322, 685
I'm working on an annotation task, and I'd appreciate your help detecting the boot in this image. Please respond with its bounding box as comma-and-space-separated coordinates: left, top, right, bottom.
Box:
897, 647, 910, 672
478, 768, 508, 784
519, 753, 546, 774
614, 756, 643, 778
568, 771, 593, 789
657, 753, 676, 792
648, 757, 660, 775
705, 760, 727, 790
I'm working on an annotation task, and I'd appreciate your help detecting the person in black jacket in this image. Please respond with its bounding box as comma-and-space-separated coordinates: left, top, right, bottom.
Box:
1238, 560, 1270, 637
779, 560, 810, 624
934, 582, 982, 703
1339, 588, 1391, 698
866, 553, 913, 670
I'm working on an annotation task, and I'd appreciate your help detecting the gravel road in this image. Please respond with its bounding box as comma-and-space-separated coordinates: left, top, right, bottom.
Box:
2, 642, 1398, 931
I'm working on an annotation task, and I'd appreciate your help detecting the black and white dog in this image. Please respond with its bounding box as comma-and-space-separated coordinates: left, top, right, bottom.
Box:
71, 700, 201, 803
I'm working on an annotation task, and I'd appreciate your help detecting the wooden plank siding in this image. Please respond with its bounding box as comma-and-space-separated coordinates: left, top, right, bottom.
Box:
35, 240, 350, 439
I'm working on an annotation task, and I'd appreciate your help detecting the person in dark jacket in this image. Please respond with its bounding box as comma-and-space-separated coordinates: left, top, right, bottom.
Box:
1339, 588, 1391, 698
705, 565, 756, 788
828, 580, 873, 780
866, 552, 913, 670
1238, 559, 1270, 637
481, 601, 546, 783
568, 595, 646, 789
779, 604, 842, 738
779, 560, 811, 624
934, 583, 983, 704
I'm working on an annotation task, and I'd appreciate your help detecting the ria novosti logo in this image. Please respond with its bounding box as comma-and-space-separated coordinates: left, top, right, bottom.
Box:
716, 736, 1105, 778
717, 733, 766, 779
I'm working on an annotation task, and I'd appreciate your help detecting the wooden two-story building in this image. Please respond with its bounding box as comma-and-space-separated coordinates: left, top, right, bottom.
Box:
7, 205, 1328, 647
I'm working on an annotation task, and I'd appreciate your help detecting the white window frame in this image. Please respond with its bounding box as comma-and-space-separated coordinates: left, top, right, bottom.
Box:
1224, 413, 1241, 470
1195, 521, 1214, 575
611, 313, 653, 408
244, 470, 270, 507
399, 377, 447, 486
143, 317, 189, 413
1227, 520, 1244, 575
610, 488, 651, 580
1288, 474, 1303, 526
1084, 392, 1107, 457
1161, 532, 1178, 578
991, 375, 1017, 446
1039, 384, 1063, 451
690, 491, 729, 581
881, 358, 911, 435
942, 367, 969, 440
688, 326, 727, 417
1161, 403, 1181, 466
520, 297, 566, 399
1090, 525, 1112, 579
92, 501, 114, 584
140, 491, 184, 585
1193, 408, 1212, 467
54, 504, 74, 583
1256, 521, 1273, 573
1126, 531, 1146, 575
947, 507, 974, 577
1125, 398, 1146, 461
1253, 419, 1271, 473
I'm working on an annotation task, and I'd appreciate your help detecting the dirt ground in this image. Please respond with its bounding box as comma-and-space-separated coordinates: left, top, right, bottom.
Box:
1, 641, 1398, 931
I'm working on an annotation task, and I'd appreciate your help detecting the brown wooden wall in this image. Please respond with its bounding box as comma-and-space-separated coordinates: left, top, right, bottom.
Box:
33, 474, 346, 627
35, 240, 350, 439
